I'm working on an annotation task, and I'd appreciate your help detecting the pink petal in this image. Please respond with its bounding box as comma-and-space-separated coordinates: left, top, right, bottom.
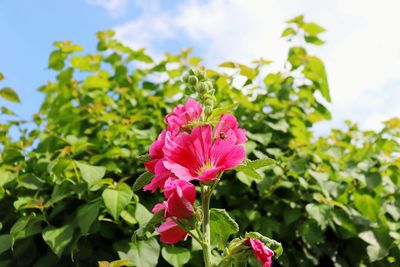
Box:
211, 139, 246, 170
156, 218, 188, 244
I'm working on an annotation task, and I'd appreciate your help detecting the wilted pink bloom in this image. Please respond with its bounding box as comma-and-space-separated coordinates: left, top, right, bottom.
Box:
214, 114, 247, 144
156, 218, 188, 244
163, 125, 245, 181
165, 98, 202, 134
163, 178, 196, 219
247, 238, 274, 267
144, 130, 167, 173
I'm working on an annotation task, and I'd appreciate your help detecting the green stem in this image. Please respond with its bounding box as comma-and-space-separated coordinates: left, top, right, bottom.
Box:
201, 185, 212, 267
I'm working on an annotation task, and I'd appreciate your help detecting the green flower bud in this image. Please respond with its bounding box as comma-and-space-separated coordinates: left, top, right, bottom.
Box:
204, 106, 213, 117
205, 81, 213, 90
188, 75, 198, 86
182, 74, 189, 82
197, 82, 208, 94
205, 98, 214, 107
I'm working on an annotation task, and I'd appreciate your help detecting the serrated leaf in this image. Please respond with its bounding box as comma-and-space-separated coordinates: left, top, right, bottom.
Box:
0, 87, 21, 103
132, 172, 154, 191
102, 183, 133, 220
161, 246, 191, 267
210, 209, 239, 249
75, 161, 106, 187
42, 225, 74, 257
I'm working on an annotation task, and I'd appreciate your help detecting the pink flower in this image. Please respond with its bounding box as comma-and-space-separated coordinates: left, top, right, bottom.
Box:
144, 130, 167, 173
163, 178, 196, 219
247, 238, 274, 267
214, 114, 247, 144
156, 218, 188, 244
165, 98, 202, 134
143, 160, 173, 192
163, 125, 245, 181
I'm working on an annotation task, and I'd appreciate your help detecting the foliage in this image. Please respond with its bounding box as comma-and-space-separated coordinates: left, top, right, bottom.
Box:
0, 16, 399, 266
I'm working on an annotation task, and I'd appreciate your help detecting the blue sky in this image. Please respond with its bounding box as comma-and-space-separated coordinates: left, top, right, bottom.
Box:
1, 0, 399, 132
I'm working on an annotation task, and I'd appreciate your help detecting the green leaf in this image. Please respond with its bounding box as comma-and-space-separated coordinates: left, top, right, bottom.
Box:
75, 161, 106, 187
0, 235, 12, 254
0, 87, 21, 103
207, 104, 237, 121
267, 119, 289, 132
302, 22, 325, 36
134, 203, 153, 227
210, 209, 239, 249
10, 215, 43, 241
83, 73, 111, 90
304, 56, 330, 102
77, 200, 102, 235
135, 211, 164, 237
245, 232, 283, 258
48, 50, 66, 70
132, 172, 154, 191
1, 106, 16, 115
42, 225, 74, 257
305, 203, 332, 229
114, 238, 160, 267
219, 61, 237, 68
102, 183, 133, 220
246, 158, 275, 169
0, 72, 4, 80
354, 193, 380, 222
359, 230, 392, 262
161, 246, 191, 267
281, 27, 295, 37
17, 174, 46, 190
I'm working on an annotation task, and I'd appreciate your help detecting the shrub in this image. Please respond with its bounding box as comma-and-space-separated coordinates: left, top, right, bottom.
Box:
0, 16, 399, 266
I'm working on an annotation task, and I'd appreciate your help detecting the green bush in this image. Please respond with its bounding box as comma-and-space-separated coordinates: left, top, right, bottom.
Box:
0, 16, 399, 266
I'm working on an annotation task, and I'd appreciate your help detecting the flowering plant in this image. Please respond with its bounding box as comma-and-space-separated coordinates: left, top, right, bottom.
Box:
137, 69, 282, 266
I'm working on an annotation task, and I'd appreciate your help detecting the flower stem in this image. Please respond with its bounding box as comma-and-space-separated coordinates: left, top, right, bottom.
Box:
201, 185, 212, 267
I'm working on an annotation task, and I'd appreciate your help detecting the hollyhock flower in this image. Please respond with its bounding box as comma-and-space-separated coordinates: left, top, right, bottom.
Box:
163, 178, 196, 219
165, 98, 202, 134
156, 218, 188, 244
144, 130, 167, 173
247, 238, 274, 267
163, 125, 246, 181
143, 160, 173, 192
152, 202, 167, 217
214, 114, 247, 144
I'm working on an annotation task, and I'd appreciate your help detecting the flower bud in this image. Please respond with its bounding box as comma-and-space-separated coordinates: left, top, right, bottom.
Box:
188, 75, 198, 86
182, 74, 189, 82
197, 82, 208, 95
205, 81, 213, 90
204, 98, 214, 107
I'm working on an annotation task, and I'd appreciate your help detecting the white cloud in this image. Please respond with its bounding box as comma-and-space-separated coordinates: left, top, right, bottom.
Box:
113, 0, 400, 131
86, 0, 128, 17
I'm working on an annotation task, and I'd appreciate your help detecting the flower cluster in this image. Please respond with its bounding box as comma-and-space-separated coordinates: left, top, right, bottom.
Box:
144, 98, 247, 244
